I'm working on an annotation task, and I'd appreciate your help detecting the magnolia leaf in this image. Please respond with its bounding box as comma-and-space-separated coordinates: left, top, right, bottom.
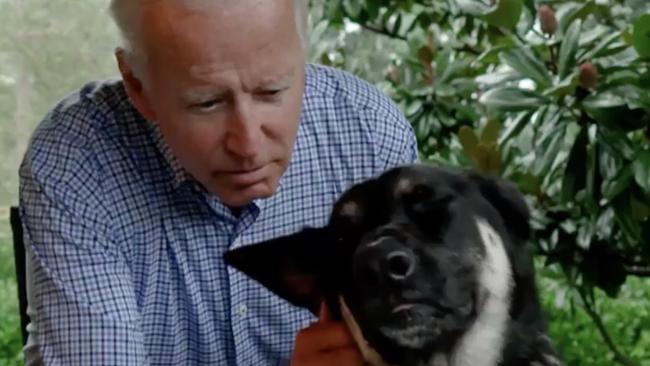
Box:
480, 87, 549, 113
562, 126, 589, 202
500, 47, 552, 88
481, 119, 502, 144
558, 19, 582, 79
458, 126, 480, 160
632, 150, 650, 194
483, 0, 524, 31
633, 14, 650, 58
456, 0, 494, 16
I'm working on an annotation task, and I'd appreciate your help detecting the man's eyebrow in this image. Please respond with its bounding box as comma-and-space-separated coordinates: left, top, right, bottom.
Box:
180, 88, 229, 102
181, 68, 296, 101
257, 69, 295, 88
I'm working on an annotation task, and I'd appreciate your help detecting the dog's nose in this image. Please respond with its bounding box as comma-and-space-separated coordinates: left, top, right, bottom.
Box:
386, 250, 415, 280
355, 238, 417, 286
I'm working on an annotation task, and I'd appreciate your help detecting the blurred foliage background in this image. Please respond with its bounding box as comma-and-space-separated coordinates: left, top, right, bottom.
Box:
0, 0, 649, 365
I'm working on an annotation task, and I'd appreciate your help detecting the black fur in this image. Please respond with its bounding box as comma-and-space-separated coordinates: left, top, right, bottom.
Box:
224, 164, 562, 366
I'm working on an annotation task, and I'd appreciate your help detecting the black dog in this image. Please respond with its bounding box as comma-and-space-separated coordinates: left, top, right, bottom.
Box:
224, 164, 562, 366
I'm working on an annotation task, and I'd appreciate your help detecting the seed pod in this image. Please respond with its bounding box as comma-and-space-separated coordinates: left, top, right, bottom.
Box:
538, 5, 558, 35
578, 62, 599, 89
384, 65, 400, 84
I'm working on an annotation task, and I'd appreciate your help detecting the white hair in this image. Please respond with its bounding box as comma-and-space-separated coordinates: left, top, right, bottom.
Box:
109, 0, 309, 77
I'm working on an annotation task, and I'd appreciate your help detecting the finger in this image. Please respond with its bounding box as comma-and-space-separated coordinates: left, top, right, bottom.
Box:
293, 346, 364, 366
320, 347, 365, 366
296, 322, 357, 353
318, 300, 331, 323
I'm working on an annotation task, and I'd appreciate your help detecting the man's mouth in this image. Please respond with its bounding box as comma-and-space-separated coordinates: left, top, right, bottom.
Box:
216, 165, 268, 186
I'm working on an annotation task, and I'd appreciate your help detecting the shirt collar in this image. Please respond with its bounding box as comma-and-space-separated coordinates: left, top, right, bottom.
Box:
151, 123, 191, 190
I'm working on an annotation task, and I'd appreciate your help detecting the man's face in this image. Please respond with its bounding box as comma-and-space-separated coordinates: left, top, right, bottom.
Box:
120, 0, 306, 208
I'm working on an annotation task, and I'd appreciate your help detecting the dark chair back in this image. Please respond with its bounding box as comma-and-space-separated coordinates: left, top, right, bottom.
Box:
10, 206, 29, 346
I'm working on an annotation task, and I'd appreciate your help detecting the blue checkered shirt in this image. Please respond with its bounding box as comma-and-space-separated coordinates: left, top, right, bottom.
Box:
19, 63, 418, 365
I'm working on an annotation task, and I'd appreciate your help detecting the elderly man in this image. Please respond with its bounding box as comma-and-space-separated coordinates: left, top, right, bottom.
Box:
19, 0, 418, 365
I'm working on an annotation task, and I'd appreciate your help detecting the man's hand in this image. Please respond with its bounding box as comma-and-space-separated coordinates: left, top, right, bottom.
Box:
290, 302, 364, 366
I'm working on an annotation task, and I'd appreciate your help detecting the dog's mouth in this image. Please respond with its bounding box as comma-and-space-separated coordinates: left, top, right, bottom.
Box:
369, 296, 475, 351
376, 303, 445, 349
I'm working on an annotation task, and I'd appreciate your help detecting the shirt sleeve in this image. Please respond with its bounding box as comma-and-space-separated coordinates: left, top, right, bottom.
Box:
361, 94, 420, 170
18, 104, 149, 365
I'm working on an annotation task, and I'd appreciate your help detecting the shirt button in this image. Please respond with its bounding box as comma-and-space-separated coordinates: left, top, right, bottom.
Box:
238, 304, 248, 317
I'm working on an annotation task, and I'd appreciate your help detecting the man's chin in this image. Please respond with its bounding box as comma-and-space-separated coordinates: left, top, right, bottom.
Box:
215, 180, 277, 208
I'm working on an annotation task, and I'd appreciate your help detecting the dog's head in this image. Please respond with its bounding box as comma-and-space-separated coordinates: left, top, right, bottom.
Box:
224, 164, 532, 365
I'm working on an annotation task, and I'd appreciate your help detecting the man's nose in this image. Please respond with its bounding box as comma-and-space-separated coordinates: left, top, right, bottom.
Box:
354, 236, 417, 286
224, 100, 263, 159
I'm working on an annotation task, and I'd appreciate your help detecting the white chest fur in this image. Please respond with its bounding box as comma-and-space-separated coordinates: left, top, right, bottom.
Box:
449, 218, 513, 366
338, 218, 513, 366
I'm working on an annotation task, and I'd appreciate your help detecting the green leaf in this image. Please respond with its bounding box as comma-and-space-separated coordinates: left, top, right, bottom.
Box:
458, 126, 480, 159
343, 0, 363, 18
475, 142, 502, 174
558, 19, 582, 79
500, 47, 552, 88
500, 110, 534, 144
631, 196, 650, 221
586, 136, 601, 204
578, 31, 623, 62
481, 119, 501, 144
391, 13, 403, 35
480, 87, 550, 113
601, 69, 641, 89
562, 126, 588, 201
602, 165, 634, 200
483, 0, 524, 31
473, 45, 513, 67
633, 14, 650, 58
613, 193, 642, 243
582, 87, 650, 131
533, 126, 565, 177
544, 74, 578, 98
511, 171, 541, 195
632, 150, 650, 194
405, 99, 423, 118
365, 0, 381, 20
556, 1, 595, 36
456, 0, 494, 16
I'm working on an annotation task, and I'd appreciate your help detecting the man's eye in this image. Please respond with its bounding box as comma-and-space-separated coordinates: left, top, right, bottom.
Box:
258, 87, 288, 97
192, 99, 224, 112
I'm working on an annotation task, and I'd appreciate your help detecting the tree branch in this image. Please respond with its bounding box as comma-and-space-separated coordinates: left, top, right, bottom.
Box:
360, 23, 407, 41
358, 23, 481, 55
577, 288, 639, 366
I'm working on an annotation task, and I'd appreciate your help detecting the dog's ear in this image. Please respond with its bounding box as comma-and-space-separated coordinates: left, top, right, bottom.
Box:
468, 173, 531, 241
223, 227, 336, 316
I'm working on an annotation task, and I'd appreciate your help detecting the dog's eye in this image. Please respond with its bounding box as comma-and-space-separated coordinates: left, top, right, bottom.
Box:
407, 186, 453, 217
405, 184, 432, 202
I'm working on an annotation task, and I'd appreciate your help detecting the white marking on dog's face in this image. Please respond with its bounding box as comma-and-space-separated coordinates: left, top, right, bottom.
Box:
339, 201, 362, 222
449, 217, 513, 366
394, 178, 414, 197
339, 296, 395, 366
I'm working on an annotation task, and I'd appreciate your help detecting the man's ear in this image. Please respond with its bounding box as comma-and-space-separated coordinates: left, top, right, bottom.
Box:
115, 48, 157, 121
223, 227, 336, 316
468, 173, 531, 241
